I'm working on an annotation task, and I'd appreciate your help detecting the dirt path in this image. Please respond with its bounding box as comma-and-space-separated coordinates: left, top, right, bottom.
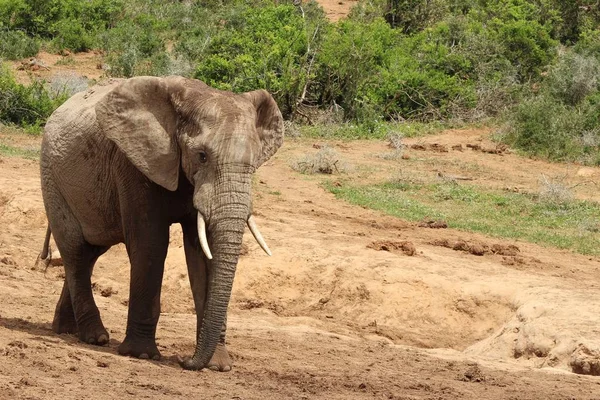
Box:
1, 128, 600, 399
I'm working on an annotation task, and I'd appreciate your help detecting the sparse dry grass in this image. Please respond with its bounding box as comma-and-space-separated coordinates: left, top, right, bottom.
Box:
538, 174, 573, 204
291, 146, 347, 174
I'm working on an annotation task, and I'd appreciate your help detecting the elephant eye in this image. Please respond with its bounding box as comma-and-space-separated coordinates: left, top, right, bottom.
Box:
199, 151, 208, 164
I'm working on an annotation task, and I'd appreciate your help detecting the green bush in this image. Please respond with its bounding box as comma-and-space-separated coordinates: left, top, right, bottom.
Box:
315, 18, 398, 121
574, 28, 600, 59
100, 14, 167, 77
502, 47, 600, 164
502, 94, 600, 164
314, 15, 481, 123
0, 63, 68, 131
51, 19, 95, 52
193, 3, 325, 117
544, 51, 600, 106
0, 0, 125, 51
384, 0, 448, 33
0, 29, 39, 60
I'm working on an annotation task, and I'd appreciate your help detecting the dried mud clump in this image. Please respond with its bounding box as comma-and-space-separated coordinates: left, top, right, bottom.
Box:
368, 240, 416, 256
459, 363, 486, 383
430, 239, 520, 257
569, 344, 600, 376
418, 219, 448, 229
0, 256, 16, 266
409, 143, 448, 152
466, 143, 510, 155
490, 244, 520, 256
236, 298, 284, 315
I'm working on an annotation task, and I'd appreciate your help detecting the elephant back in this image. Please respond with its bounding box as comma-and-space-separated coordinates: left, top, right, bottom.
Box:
43, 78, 124, 161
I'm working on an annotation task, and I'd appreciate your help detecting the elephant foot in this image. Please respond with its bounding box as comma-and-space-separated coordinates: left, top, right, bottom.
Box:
207, 343, 232, 372
78, 319, 109, 346
118, 336, 161, 360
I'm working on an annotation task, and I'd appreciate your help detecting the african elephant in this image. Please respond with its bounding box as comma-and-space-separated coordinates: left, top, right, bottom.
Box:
38, 76, 283, 371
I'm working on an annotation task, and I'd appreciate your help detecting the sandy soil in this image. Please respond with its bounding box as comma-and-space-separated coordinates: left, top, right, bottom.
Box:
1, 127, 600, 399
308, 0, 359, 21
10, 51, 105, 85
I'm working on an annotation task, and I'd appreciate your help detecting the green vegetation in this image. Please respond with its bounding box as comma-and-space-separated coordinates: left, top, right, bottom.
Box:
0, 0, 598, 164
327, 179, 600, 255
0, 29, 40, 60
0, 64, 68, 132
0, 143, 40, 159
500, 50, 600, 165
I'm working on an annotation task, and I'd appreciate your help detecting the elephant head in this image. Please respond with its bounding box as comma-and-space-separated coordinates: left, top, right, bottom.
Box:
95, 76, 283, 370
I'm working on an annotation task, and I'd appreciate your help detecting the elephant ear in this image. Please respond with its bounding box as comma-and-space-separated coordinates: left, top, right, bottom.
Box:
242, 90, 284, 167
95, 76, 181, 191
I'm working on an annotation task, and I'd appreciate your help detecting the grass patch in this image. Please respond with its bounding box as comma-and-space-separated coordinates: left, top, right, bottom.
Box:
0, 143, 39, 159
327, 180, 600, 255
298, 121, 456, 140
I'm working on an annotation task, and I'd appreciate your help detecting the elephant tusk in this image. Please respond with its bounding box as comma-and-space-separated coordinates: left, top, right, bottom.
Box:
197, 213, 213, 260
247, 216, 272, 256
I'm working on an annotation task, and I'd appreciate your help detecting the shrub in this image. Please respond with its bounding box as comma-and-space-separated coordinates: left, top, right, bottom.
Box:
0, 63, 68, 131
501, 94, 600, 164
544, 50, 600, 106
538, 174, 573, 205
51, 18, 95, 52
373, 29, 477, 121
0, 0, 124, 37
193, 3, 323, 117
47, 72, 89, 98
384, 0, 448, 33
0, 29, 39, 60
100, 15, 167, 77
492, 19, 557, 81
315, 18, 398, 121
291, 146, 347, 174
574, 28, 600, 59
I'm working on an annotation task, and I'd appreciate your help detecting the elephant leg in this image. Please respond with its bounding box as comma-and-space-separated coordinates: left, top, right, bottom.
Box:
52, 280, 77, 334
118, 223, 169, 361
181, 217, 232, 372
47, 190, 110, 345
53, 245, 108, 336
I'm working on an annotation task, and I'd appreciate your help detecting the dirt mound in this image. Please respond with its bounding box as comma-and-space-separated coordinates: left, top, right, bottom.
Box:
431, 238, 520, 257
418, 219, 448, 229
410, 143, 449, 152
367, 240, 416, 256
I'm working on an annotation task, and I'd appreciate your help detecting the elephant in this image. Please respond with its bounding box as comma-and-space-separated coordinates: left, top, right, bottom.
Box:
37, 76, 283, 371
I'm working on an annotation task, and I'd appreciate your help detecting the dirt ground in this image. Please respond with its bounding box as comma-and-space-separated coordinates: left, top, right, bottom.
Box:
1, 127, 600, 399
311, 0, 359, 21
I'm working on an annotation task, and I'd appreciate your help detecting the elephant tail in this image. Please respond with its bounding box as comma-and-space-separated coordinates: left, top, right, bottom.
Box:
35, 225, 53, 271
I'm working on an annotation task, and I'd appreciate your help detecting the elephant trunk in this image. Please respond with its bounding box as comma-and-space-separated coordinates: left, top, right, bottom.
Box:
181, 171, 251, 370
